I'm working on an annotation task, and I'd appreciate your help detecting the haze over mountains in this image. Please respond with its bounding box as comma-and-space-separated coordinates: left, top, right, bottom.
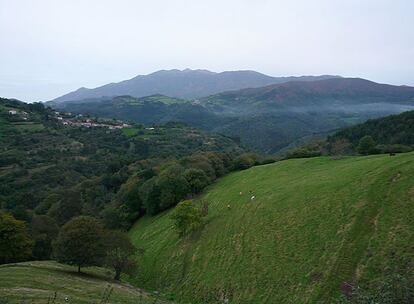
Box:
51, 76, 414, 153
50, 69, 340, 103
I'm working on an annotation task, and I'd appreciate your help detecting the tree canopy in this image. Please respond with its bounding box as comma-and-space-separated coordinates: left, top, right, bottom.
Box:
53, 216, 106, 272
0, 212, 33, 264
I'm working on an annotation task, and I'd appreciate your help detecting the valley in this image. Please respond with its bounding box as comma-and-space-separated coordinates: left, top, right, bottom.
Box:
50, 77, 414, 153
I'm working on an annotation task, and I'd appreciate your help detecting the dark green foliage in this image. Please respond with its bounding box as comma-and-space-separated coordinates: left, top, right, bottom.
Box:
184, 169, 210, 195
233, 153, 257, 170
104, 230, 138, 280
30, 215, 59, 260
53, 216, 106, 272
0, 212, 33, 264
286, 148, 322, 159
157, 164, 190, 211
48, 190, 83, 225
357, 136, 377, 155
0, 98, 244, 231
139, 178, 162, 215
329, 110, 414, 153
170, 200, 203, 237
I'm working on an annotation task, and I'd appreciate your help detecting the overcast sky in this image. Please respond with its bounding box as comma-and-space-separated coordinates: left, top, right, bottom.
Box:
1, 0, 413, 102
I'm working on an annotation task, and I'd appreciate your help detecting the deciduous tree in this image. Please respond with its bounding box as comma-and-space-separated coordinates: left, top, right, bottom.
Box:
53, 216, 106, 272
0, 212, 33, 264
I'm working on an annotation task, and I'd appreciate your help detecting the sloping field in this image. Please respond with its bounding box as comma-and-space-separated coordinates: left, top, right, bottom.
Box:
0, 261, 169, 304
130, 153, 414, 303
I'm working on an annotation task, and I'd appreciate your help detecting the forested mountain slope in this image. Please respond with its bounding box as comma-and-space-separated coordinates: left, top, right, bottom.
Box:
0, 97, 245, 233
51, 78, 414, 153
329, 109, 414, 148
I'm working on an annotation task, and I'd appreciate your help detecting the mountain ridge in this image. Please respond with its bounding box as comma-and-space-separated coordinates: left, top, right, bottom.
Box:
49, 69, 341, 103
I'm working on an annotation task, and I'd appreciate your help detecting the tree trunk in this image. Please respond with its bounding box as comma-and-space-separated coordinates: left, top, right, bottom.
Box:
114, 269, 121, 281
78, 264, 81, 273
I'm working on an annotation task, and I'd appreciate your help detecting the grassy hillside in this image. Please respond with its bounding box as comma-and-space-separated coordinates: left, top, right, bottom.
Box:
130, 153, 414, 303
0, 261, 170, 304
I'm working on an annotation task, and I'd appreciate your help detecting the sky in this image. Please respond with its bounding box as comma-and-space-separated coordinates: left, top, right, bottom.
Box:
0, 0, 413, 102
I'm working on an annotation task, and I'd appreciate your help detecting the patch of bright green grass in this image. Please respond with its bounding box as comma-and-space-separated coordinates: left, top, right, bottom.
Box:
129, 153, 414, 303
13, 123, 45, 132
122, 127, 141, 137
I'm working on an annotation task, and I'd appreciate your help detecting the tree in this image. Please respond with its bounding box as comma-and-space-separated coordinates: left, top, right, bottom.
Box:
140, 177, 161, 215
170, 200, 203, 237
157, 164, 190, 211
30, 215, 59, 260
48, 190, 83, 225
53, 216, 106, 272
0, 212, 33, 264
357, 135, 377, 155
101, 203, 129, 230
330, 139, 351, 158
104, 230, 139, 280
233, 153, 257, 170
184, 168, 210, 195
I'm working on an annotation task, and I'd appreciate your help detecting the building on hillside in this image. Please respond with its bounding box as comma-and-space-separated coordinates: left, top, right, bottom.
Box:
8, 110, 17, 115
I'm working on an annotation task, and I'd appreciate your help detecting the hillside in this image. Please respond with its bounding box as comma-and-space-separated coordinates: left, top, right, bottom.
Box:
0, 261, 170, 304
130, 153, 414, 303
49, 69, 339, 103
0, 97, 244, 232
51, 78, 414, 153
329, 110, 414, 148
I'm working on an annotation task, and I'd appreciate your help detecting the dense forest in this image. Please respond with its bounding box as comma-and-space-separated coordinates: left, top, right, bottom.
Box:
0, 98, 269, 264
328, 110, 414, 149
282, 110, 414, 159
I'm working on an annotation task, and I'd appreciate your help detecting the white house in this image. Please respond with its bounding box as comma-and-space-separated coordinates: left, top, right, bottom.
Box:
8, 110, 17, 115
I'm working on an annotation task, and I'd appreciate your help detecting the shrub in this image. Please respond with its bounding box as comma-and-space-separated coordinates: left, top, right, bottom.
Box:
170, 200, 203, 237
286, 148, 321, 159
357, 136, 377, 155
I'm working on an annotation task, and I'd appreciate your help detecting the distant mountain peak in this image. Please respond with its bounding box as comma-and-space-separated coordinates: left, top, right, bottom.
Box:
49, 69, 341, 104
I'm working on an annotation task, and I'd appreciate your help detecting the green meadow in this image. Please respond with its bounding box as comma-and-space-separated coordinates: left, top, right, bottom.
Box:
0, 261, 170, 304
130, 153, 414, 303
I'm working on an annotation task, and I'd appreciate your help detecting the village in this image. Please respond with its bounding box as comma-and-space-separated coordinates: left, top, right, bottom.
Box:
53, 111, 131, 130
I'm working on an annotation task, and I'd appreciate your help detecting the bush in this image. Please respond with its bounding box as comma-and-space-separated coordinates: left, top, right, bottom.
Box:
170, 200, 203, 237
357, 136, 377, 155
380, 144, 413, 154
233, 153, 257, 170
286, 148, 321, 159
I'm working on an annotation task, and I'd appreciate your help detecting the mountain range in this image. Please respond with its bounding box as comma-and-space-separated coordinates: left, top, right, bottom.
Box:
49, 69, 340, 103
50, 77, 414, 153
